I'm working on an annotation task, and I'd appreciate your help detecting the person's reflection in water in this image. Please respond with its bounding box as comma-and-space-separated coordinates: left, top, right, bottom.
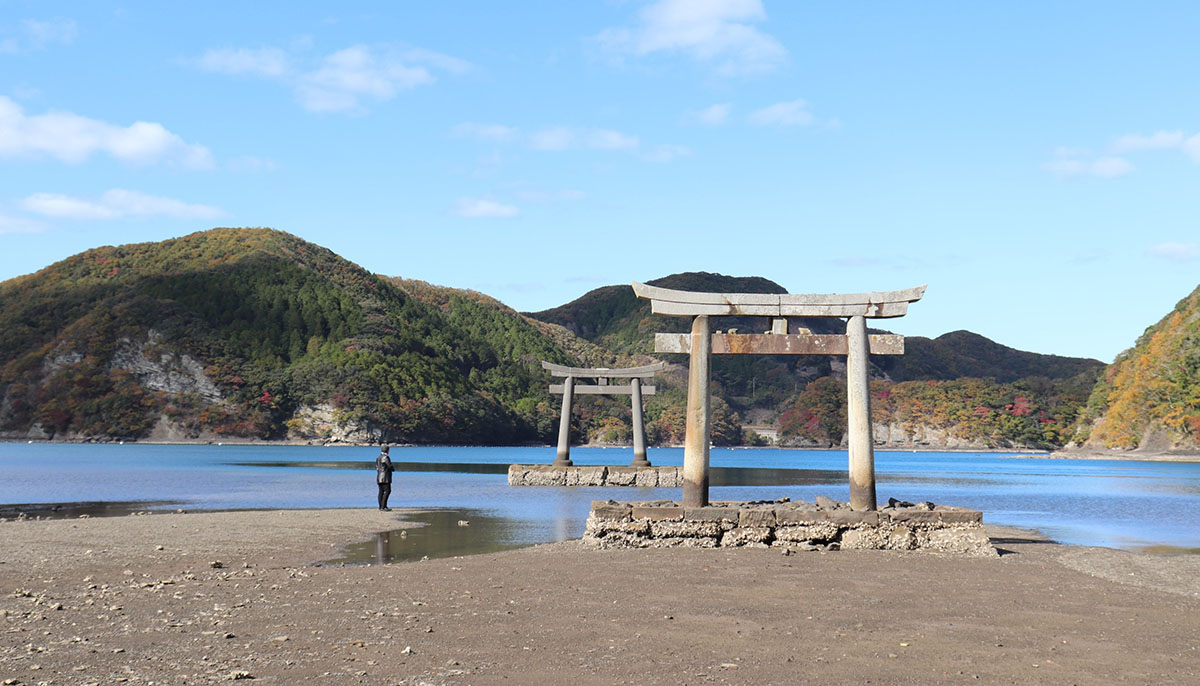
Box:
375, 531, 390, 564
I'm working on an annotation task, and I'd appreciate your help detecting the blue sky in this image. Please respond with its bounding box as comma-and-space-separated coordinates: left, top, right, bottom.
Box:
2, 1, 1198, 363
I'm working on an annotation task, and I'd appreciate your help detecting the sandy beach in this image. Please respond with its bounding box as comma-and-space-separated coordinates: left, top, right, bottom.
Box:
1, 509, 1198, 685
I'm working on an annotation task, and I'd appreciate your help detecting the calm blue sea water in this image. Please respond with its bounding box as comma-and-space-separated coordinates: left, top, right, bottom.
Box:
2, 443, 1198, 554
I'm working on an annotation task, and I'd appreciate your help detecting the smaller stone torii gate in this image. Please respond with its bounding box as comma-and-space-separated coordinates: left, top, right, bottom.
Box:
541, 361, 665, 468
633, 281, 926, 511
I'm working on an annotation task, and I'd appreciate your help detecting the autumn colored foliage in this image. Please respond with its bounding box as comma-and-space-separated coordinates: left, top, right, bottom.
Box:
1082, 284, 1200, 449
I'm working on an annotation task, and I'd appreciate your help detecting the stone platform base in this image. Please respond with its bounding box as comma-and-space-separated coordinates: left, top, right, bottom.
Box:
584, 497, 996, 557
508, 464, 680, 487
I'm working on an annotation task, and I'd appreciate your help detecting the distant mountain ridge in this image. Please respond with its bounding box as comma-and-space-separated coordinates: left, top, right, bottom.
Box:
524, 271, 1105, 450
528, 273, 1102, 385
878, 330, 1103, 383
0, 228, 1109, 450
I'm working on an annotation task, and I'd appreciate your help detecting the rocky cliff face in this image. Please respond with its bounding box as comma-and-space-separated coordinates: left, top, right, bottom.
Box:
109, 331, 222, 403
284, 403, 381, 444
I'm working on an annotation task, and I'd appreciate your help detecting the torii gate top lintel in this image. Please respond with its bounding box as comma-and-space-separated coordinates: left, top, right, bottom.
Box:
540, 360, 665, 379
631, 281, 926, 319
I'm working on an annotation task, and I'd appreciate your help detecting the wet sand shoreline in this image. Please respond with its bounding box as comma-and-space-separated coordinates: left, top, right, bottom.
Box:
1, 509, 1197, 684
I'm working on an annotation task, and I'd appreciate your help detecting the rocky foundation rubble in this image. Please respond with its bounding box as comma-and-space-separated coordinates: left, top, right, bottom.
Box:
584, 497, 996, 557
508, 464, 680, 487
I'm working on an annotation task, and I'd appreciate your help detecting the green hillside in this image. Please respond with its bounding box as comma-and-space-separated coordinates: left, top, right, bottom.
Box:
0, 228, 574, 443
1079, 283, 1200, 451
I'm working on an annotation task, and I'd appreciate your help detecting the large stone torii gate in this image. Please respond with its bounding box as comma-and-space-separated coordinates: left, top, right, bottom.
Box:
541, 360, 665, 468
633, 281, 926, 511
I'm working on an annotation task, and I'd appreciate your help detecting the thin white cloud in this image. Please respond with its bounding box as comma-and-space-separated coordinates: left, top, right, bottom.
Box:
297, 45, 434, 112
694, 103, 731, 126
1046, 144, 1128, 178
1184, 134, 1200, 163
1044, 155, 1133, 178
0, 213, 46, 235
456, 122, 680, 161
530, 127, 574, 151
508, 184, 586, 203
597, 0, 786, 75
21, 18, 77, 47
1147, 242, 1200, 262
748, 98, 814, 126
588, 129, 640, 150
1053, 145, 1092, 158
1089, 157, 1135, 177
21, 189, 226, 220
226, 155, 279, 173
2, 18, 76, 53
397, 47, 470, 75
451, 122, 517, 142
643, 144, 691, 163
0, 96, 214, 168
193, 43, 467, 114
453, 198, 519, 218
530, 127, 639, 151
1110, 130, 1184, 153
1051, 130, 1200, 176
195, 47, 289, 77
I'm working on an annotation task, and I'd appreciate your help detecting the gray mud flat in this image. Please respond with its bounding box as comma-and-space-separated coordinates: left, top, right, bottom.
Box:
0, 511, 1197, 685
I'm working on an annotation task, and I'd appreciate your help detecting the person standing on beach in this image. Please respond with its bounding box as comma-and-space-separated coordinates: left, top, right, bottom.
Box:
376, 445, 394, 511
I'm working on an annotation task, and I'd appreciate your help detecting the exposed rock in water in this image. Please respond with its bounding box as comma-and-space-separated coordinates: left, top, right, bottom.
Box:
285, 403, 381, 444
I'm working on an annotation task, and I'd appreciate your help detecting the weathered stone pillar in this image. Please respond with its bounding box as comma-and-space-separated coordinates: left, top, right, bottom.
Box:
630, 378, 651, 467
846, 315, 876, 511
683, 315, 712, 507
554, 375, 574, 466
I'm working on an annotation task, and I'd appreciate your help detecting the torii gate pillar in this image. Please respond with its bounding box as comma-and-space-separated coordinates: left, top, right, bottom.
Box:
630, 378, 651, 467
683, 315, 712, 507
846, 315, 876, 511
554, 376, 575, 466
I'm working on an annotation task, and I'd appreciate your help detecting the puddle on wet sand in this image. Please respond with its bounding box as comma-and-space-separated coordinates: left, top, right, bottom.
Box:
0, 500, 181, 519
326, 509, 535, 565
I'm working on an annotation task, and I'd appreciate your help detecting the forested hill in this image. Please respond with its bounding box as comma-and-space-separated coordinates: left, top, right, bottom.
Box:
527, 272, 834, 355
0, 229, 1113, 450
1079, 283, 1200, 452
0, 228, 578, 444
876, 330, 1103, 383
